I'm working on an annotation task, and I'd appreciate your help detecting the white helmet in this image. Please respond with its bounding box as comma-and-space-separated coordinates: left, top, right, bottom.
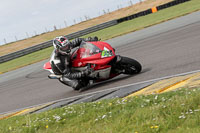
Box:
53, 36, 70, 54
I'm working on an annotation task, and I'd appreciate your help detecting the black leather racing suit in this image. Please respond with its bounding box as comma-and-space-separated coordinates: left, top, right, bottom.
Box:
51, 37, 98, 90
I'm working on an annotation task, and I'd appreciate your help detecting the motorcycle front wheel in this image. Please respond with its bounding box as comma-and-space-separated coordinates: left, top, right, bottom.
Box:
118, 56, 142, 75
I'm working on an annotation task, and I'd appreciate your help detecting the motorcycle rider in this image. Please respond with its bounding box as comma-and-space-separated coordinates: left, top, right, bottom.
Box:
50, 36, 98, 90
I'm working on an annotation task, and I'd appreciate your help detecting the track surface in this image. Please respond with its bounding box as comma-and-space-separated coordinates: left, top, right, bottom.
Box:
1, 11, 200, 114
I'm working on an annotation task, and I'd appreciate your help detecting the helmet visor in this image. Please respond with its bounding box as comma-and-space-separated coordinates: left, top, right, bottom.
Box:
60, 44, 69, 51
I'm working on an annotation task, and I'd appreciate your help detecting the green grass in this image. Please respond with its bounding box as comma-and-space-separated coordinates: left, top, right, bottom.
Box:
1, 0, 200, 73
0, 87, 200, 133
0, 47, 53, 73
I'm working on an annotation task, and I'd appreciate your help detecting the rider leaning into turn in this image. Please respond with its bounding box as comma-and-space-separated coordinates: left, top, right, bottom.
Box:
51, 36, 98, 90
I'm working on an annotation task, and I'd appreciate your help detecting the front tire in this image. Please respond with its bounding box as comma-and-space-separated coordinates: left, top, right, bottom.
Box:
118, 56, 142, 75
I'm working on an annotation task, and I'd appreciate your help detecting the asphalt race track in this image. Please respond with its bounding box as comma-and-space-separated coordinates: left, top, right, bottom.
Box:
1, 11, 200, 114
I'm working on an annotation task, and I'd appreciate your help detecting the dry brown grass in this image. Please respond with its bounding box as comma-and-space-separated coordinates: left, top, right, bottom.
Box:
0, 0, 172, 56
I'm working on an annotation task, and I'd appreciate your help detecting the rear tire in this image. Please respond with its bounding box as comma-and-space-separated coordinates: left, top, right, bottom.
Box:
119, 56, 142, 75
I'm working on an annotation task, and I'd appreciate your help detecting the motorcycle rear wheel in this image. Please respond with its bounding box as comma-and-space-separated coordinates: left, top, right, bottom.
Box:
119, 56, 142, 75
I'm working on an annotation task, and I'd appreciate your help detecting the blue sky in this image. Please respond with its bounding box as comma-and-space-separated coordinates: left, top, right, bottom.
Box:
0, 0, 140, 45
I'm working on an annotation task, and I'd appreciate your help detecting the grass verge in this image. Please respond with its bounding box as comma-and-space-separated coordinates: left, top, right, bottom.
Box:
0, 47, 53, 73
0, 87, 200, 133
0, 0, 200, 73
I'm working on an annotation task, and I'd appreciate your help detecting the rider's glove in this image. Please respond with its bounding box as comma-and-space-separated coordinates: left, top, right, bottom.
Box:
93, 36, 99, 41
86, 36, 99, 42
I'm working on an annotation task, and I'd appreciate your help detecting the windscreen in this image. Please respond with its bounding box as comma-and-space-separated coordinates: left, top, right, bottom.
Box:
78, 42, 101, 58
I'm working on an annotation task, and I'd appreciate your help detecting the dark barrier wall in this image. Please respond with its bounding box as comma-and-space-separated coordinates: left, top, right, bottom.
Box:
117, 9, 152, 23
0, 0, 190, 64
118, 0, 190, 23
157, 0, 190, 10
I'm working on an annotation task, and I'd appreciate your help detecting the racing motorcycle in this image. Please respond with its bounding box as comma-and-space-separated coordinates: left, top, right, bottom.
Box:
43, 41, 142, 90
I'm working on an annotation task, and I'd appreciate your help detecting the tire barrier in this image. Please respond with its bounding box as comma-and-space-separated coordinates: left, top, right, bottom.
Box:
117, 0, 190, 23
0, 0, 190, 64
157, 0, 190, 11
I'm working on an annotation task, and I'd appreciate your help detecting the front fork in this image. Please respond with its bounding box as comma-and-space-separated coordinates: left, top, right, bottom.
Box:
115, 55, 122, 64
109, 55, 124, 74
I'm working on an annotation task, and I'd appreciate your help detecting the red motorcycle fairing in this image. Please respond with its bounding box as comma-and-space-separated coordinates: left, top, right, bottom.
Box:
44, 41, 117, 76
43, 61, 51, 70
71, 41, 116, 69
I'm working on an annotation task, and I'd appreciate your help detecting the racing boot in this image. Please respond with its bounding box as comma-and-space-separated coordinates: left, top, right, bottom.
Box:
59, 76, 88, 90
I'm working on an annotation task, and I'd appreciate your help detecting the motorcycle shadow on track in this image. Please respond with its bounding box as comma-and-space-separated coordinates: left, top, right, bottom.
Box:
79, 67, 151, 92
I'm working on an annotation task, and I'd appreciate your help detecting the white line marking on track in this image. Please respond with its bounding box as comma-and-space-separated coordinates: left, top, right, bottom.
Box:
2, 69, 200, 115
